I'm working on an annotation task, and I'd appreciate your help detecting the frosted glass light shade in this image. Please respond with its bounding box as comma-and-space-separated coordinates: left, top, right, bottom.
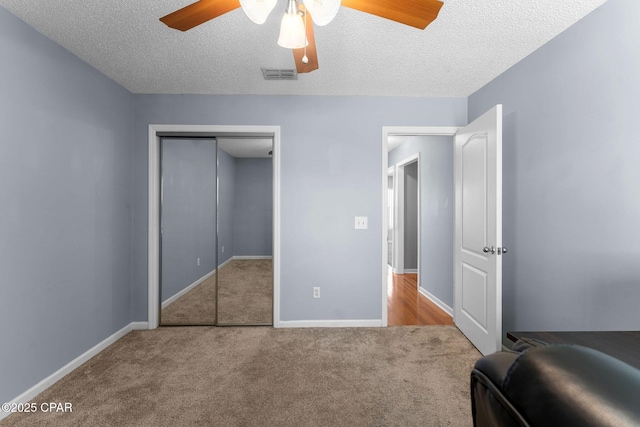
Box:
303, 0, 341, 26
239, 0, 277, 24
277, 10, 307, 48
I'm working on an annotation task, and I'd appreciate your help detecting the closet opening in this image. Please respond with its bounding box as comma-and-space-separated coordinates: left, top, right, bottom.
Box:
147, 125, 281, 329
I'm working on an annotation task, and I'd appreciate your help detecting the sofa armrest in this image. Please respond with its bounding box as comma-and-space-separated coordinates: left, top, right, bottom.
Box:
471, 345, 640, 427
471, 351, 530, 427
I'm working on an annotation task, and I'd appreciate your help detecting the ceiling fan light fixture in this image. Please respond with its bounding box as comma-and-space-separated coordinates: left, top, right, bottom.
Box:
239, 0, 277, 25
277, 0, 307, 49
303, 0, 341, 26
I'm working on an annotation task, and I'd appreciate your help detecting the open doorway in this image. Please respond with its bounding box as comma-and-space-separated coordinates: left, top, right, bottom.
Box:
387, 155, 430, 325
383, 128, 458, 326
390, 155, 419, 276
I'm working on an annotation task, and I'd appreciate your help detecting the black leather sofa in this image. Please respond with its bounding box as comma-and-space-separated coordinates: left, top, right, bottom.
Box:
470, 339, 640, 426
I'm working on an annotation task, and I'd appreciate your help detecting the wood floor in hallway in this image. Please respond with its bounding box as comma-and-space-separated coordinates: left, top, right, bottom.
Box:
387, 270, 454, 326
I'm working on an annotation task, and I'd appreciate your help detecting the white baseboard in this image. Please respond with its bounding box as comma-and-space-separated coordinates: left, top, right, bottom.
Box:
418, 287, 453, 317
404, 269, 418, 274
132, 322, 149, 330
217, 257, 234, 269
161, 269, 216, 309
1, 322, 136, 421
217, 256, 271, 269
278, 319, 383, 328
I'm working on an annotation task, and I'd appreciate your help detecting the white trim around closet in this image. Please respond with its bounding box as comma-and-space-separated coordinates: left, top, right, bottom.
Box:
148, 125, 281, 329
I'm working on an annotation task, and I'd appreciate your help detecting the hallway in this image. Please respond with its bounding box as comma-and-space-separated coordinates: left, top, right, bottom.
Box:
387, 270, 453, 326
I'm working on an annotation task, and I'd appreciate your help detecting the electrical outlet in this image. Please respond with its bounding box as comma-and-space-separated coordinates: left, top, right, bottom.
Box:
313, 287, 321, 299
222, 246, 225, 253
197, 258, 200, 266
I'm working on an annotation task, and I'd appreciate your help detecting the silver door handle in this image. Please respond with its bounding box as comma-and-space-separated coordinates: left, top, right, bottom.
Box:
483, 246, 495, 254
498, 247, 508, 255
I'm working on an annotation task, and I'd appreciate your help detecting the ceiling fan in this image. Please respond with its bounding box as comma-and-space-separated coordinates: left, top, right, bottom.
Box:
160, 0, 444, 74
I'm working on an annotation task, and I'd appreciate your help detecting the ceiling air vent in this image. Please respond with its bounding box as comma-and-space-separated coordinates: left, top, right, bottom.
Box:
261, 68, 298, 80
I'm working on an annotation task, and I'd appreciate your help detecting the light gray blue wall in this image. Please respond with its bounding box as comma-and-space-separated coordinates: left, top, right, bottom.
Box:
404, 162, 419, 270
160, 138, 217, 302
388, 136, 454, 307
217, 147, 235, 265
0, 6, 134, 404
133, 96, 467, 322
469, 0, 640, 334
233, 158, 273, 257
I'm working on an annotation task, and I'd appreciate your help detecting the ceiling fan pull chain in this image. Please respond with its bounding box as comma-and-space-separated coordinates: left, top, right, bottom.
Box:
302, 7, 309, 64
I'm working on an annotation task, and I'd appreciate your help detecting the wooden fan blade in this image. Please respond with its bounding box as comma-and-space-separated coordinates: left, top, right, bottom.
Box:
160, 0, 241, 32
342, 0, 443, 30
293, 8, 319, 74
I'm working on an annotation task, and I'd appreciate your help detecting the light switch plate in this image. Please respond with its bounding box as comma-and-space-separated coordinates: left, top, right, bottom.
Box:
355, 216, 368, 229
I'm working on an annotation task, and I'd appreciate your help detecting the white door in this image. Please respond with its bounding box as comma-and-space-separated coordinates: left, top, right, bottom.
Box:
454, 105, 503, 355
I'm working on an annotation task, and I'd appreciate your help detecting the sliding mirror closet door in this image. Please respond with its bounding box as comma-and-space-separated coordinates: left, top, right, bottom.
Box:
216, 138, 274, 325
160, 138, 217, 325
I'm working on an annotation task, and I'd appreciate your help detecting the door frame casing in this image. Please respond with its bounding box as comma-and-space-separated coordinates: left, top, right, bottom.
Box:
387, 167, 394, 268
381, 127, 459, 326
148, 124, 281, 329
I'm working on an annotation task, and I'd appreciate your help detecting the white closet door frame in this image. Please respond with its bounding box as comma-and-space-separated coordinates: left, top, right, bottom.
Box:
148, 124, 281, 329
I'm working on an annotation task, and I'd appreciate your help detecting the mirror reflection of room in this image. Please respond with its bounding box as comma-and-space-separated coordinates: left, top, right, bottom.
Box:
160, 137, 217, 325
159, 136, 274, 326
216, 138, 274, 326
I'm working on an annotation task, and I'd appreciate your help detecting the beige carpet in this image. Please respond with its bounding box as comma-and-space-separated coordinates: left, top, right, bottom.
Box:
218, 259, 273, 325
0, 326, 480, 427
161, 274, 217, 325
161, 259, 272, 325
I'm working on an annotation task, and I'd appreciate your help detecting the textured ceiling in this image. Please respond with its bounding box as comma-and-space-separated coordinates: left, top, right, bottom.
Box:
218, 138, 273, 158
0, 0, 608, 97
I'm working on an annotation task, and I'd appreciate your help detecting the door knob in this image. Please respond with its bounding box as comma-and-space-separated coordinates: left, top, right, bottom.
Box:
483, 246, 495, 254
498, 247, 508, 255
